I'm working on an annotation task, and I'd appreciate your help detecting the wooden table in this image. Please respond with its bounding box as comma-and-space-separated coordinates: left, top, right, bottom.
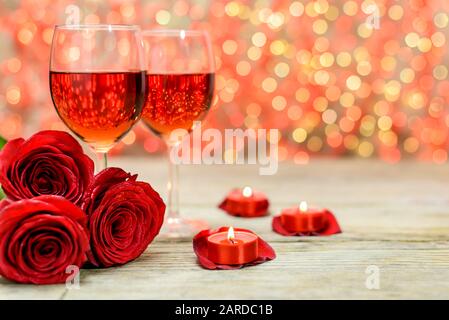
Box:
1, 158, 449, 299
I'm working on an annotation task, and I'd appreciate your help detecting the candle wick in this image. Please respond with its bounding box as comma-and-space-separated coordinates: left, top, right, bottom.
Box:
230, 238, 235, 244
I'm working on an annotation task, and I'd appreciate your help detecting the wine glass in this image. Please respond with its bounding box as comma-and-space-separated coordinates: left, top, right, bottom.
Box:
50, 24, 146, 170
141, 29, 215, 238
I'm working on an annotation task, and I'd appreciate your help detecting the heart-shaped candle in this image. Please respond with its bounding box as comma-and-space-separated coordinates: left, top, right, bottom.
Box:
207, 227, 259, 265
272, 201, 342, 236
280, 201, 326, 233
193, 226, 276, 270
218, 186, 269, 217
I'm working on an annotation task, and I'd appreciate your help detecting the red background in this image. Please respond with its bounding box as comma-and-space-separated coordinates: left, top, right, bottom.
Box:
1, 0, 448, 163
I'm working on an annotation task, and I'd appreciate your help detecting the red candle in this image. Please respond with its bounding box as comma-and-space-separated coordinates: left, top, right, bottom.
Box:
220, 186, 269, 217
207, 227, 259, 264
280, 201, 326, 233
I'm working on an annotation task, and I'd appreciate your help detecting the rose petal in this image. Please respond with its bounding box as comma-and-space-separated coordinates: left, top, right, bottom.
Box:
82, 167, 137, 215
35, 195, 88, 228
0, 138, 24, 169
218, 198, 269, 217
0, 199, 12, 211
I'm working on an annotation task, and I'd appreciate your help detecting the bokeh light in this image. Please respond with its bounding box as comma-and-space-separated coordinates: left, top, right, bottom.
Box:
1, 0, 449, 164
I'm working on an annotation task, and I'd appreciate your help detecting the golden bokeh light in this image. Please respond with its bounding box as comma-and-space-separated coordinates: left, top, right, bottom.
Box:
155, 10, 171, 25
272, 96, 287, 111
274, 62, 290, 78
6, 58, 22, 73
270, 40, 287, 55
307, 136, 323, 152
433, 65, 448, 81
262, 77, 278, 93
236, 60, 251, 76
336, 52, 352, 67
346, 75, 362, 91
358, 141, 374, 157
6, 86, 21, 105
247, 46, 262, 61
434, 12, 448, 28
343, 1, 358, 16
313, 97, 328, 112
417, 37, 432, 52
319, 52, 334, 67
312, 19, 328, 35
295, 88, 310, 103
292, 128, 307, 143
223, 40, 238, 55
225, 1, 240, 16
388, 5, 404, 21
251, 32, 267, 47
289, 2, 305, 17
1, 0, 448, 163
400, 68, 415, 83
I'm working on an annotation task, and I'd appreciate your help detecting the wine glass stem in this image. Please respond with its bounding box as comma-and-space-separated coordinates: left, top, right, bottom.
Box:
97, 151, 108, 172
166, 143, 180, 220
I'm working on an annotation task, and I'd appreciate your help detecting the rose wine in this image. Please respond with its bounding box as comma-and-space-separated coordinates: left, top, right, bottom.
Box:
50, 71, 146, 151
142, 73, 215, 135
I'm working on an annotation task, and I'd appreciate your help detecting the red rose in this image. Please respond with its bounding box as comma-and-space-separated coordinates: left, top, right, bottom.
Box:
0, 130, 94, 206
0, 195, 89, 284
82, 168, 166, 267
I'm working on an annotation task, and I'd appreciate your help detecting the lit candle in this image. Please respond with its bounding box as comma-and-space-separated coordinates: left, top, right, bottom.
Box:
280, 201, 326, 233
242, 186, 253, 198
219, 186, 269, 217
207, 227, 259, 264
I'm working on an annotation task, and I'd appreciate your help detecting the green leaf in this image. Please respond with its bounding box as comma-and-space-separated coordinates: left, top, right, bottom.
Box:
0, 135, 5, 150
0, 186, 4, 201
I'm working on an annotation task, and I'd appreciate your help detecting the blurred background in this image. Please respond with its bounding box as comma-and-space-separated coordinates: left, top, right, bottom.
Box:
0, 0, 448, 164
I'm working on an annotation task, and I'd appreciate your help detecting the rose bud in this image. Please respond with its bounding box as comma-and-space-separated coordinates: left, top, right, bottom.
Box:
0, 130, 94, 206
82, 168, 166, 267
0, 196, 89, 284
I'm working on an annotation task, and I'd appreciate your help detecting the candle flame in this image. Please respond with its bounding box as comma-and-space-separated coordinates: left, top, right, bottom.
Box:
299, 201, 308, 212
242, 186, 253, 198
227, 226, 235, 242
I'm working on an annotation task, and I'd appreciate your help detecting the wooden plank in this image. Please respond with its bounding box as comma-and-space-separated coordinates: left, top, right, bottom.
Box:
1, 159, 449, 299
60, 240, 449, 299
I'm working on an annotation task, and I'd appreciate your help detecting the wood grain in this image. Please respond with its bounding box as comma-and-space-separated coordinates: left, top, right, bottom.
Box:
1, 158, 449, 299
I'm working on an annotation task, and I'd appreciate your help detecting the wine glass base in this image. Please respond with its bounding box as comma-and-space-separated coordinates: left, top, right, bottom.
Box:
159, 216, 209, 239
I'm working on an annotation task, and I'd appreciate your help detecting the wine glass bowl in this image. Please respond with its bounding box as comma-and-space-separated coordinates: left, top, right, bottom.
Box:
50, 71, 146, 152
141, 30, 215, 138
142, 29, 215, 237
142, 73, 214, 136
49, 24, 146, 167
